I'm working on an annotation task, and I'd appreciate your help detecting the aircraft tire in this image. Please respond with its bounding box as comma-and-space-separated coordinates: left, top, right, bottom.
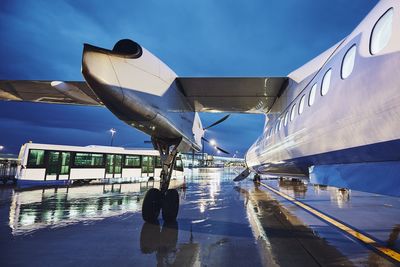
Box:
161, 189, 179, 222
142, 188, 161, 222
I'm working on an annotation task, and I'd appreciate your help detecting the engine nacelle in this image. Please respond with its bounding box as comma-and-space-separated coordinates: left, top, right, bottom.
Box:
82, 39, 198, 152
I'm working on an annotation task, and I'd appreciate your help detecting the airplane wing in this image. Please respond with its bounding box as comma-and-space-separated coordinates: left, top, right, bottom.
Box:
0, 80, 102, 106
0, 77, 287, 112
178, 77, 288, 113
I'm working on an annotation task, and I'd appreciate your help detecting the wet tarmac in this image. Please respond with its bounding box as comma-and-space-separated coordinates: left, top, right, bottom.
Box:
0, 168, 399, 266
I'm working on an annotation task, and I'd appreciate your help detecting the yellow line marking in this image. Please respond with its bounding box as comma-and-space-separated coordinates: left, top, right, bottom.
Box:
259, 182, 400, 262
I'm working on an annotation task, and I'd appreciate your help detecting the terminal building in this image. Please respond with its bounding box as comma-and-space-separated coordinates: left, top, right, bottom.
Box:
180, 152, 245, 168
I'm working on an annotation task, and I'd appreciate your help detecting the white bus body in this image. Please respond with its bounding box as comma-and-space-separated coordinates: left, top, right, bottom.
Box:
16, 143, 184, 187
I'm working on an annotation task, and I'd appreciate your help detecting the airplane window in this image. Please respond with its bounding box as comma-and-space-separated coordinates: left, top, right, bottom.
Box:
308, 83, 317, 106
321, 69, 332, 96
341, 45, 356, 79
370, 8, 393, 55
298, 95, 305, 114
284, 111, 289, 126
290, 104, 296, 122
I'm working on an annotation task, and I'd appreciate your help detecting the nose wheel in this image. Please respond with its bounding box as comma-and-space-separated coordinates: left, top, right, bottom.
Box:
142, 188, 161, 222
142, 138, 182, 223
142, 188, 180, 222
161, 189, 180, 221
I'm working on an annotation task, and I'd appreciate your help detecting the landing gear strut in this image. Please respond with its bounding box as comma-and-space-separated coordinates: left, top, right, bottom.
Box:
142, 138, 181, 222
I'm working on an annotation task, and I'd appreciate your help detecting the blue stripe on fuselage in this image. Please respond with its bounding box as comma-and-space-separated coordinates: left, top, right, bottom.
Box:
253, 138, 400, 176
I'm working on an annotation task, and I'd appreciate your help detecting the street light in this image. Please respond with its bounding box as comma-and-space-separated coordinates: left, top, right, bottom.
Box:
109, 128, 116, 146
210, 139, 216, 146
0, 145, 3, 151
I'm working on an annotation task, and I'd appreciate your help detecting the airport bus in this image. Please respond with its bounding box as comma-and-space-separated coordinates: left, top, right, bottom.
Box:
16, 142, 184, 187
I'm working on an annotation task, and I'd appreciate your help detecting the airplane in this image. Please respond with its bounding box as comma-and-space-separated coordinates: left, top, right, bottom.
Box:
0, 0, 399, 222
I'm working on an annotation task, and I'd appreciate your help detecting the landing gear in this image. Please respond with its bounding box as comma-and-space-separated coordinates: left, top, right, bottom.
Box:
142, 138, 184, 223
161, 189, 179, 222
142, 188, 161, 222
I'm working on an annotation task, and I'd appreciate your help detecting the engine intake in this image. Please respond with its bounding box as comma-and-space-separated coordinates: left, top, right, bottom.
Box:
112, 39, 142, 58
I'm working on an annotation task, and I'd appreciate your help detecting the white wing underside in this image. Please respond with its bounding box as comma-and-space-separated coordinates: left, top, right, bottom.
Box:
0, 80, 102, 106
0, 77, 287, 113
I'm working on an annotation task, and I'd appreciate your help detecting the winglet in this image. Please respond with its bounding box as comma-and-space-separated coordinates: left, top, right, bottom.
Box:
233, 168, 251, 182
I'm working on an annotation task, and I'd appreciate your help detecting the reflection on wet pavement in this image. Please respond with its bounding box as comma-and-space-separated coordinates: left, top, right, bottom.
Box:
237, 184, 353, 266
257, 179, 400, 266
0, 169, 399, 266
9, 183, 145, 235
140, 222, 201, 266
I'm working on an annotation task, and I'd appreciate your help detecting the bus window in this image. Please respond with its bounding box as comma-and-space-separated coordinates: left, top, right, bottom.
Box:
174, 158, 184, 172
142, 156, 154, 174
74, 153, 104, 167
47, 151, 60, 175
156, 156, 162, 168
125, 155, 141, 168
114, 155, 122, 174
27, 149, 45, 167
60, 152, 70, 175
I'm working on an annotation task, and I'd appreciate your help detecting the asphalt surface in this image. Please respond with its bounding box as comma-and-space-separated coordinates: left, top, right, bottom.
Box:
0, 168, 399, 266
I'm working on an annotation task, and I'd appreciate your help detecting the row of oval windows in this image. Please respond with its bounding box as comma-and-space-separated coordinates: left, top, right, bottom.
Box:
265, 8, 394, 140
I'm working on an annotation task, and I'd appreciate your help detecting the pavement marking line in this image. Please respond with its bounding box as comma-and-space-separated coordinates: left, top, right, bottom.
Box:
259, 182, 400, 263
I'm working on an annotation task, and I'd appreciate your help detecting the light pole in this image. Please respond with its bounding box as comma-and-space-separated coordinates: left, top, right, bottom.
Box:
210, 139, 216, 147
210, 139, 217, 156
109, 128, 116, 146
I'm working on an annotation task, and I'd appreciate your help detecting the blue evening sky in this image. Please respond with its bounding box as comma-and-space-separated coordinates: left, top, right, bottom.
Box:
0, 0, 378, 156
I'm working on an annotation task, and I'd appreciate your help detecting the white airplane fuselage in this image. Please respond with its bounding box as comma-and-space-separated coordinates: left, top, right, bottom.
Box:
244, 1, 400, 195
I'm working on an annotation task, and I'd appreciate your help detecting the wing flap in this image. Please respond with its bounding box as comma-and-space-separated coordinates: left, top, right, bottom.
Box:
178, 77, 287, 113
0, 80, 102, 106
